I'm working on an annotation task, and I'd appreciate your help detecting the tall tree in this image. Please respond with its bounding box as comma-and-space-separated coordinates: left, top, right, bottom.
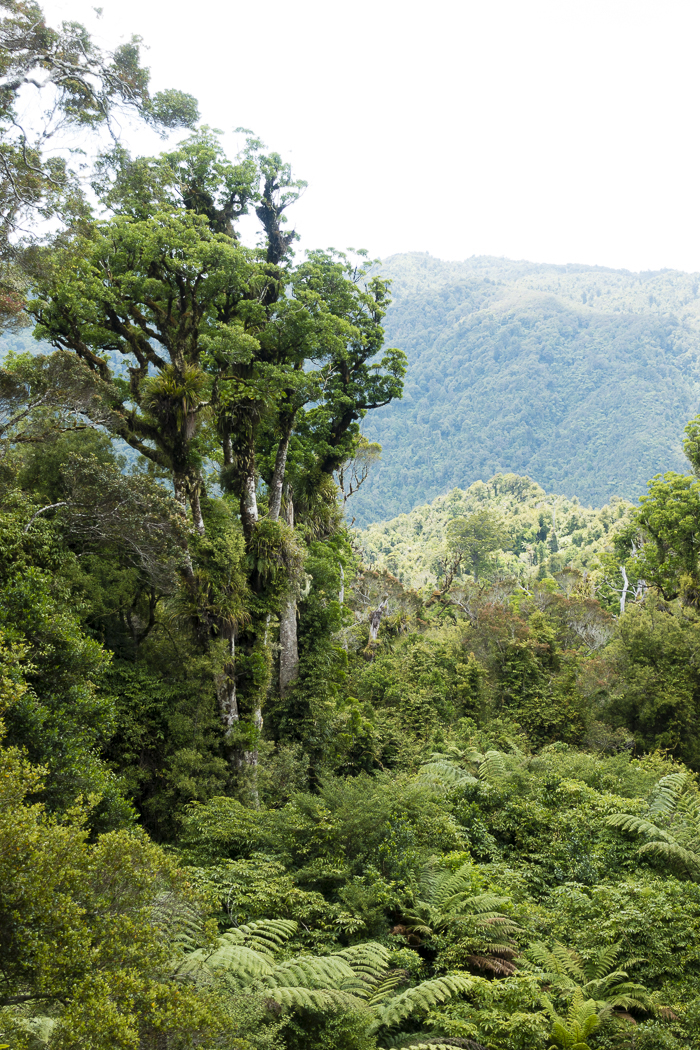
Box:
24, 131, 406, 785
0, 0, 198, 328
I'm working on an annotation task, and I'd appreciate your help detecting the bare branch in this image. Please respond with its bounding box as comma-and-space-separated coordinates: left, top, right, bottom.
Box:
23, 501, 67, 531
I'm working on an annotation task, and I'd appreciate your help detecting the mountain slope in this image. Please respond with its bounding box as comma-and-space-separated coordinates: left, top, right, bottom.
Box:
357, 472, 634, 592
351, 254, 700, 526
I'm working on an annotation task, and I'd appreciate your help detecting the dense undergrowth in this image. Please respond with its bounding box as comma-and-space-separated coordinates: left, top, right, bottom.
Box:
4, 416, 700, 1048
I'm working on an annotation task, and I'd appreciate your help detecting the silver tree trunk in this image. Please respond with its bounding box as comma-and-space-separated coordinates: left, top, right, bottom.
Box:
279, 596, 299, 695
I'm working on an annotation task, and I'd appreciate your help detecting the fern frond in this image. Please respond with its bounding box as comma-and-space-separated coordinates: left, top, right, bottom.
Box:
637, 839, 700, 875
265, 985, 363, 1011
606, 994, 648, 1012
430, 865, 474, 910
544, 941, 585, 980
466, 941, 517, 957
650, 772, 693, 818
540, 992, 558, 1020
334, 942, 391, 985
603, 813, 674, 842
466, 954, 517, 975
478, 750, 506, 783
401, 921, 435, 937
467, 892, 509, 911
263, 954, 359, 991
371, 974, 474, 1031
179, 941, 275, 985
582, 943, 622, 982
367, 969, 410, 1005
386, 1042, 487, 1050
528, 943, 560, 973
420, 759, 478, 790
418, 859, 442, 901
151, 892, 205, 951
224, 918, 298, 955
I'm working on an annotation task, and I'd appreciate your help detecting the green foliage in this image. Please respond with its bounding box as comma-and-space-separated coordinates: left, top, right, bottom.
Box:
6, 30, 700, 1050
358, 474, 634, 591
0, 730, 263, 1050
0, 0, 198, 300
527, 940, 649, 1013
605, 770, 700, 880
182, 921, 474, 1045
397, 857, 518, 975
627, 470, 700, 605
0, 502, 130, 822
102, 659, 229, 840
541, 990, 602, 1050
350, 253, 700, 526
446, 508, 511, 582
596, 599, 700, 767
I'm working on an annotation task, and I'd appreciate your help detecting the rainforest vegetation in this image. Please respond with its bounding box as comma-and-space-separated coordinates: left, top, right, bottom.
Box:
351, 252, 700, 526
4, 4, 700, 1050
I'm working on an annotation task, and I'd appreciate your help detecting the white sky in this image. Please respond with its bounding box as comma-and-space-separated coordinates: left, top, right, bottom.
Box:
41, 0, 700, 273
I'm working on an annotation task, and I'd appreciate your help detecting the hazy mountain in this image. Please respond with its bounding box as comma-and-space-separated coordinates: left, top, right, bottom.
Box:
350, 253, 700, 526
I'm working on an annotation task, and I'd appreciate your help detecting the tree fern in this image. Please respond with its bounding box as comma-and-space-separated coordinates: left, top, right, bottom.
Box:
419, 747, 507, 792
185, 939, 275, 984
177, 918, 297, 983
528, 941, 585, 984
383, 1037, 487, 1050
370, 974, 476, 1031
261, 953, 365, 998
541, 989, 603, 1050
368, 970, 411, 1007
419, 755, 478, 791
605, 771, 700, 879
182, 919, 475, 1037
335, 942, 393, 984
527, 940, 649, 1028
396, 858, 518, 975
477, 750, 506, 784
150, 891, 206, 951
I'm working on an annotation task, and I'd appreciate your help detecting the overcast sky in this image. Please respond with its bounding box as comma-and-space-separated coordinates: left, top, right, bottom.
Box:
42, 0, 700, 273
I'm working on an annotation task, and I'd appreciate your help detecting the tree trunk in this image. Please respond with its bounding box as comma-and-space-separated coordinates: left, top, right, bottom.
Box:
223, 430, 233, 466
620, 564, 629, 615
268, 428, 292, 522
173, 473, 186, 507
241, 471, 259, 535
279, 489, 299, 695
218, 634, 239, 735
190, 485, 205, 535
279, 596, 299, 695
369, 597, 388, 641
242, 622, 269, 809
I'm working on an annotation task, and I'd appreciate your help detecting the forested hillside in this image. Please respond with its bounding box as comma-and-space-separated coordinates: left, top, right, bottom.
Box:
351, 253, 700, 525
358, 473, 634, 590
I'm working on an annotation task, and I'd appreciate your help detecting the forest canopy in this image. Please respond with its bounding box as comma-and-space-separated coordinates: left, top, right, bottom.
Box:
350, 252, 700, 526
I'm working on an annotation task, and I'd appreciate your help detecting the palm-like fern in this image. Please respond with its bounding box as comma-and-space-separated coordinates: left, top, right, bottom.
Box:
370, 974, 477, 1031
180, 919, 376, 1010
604, 771, 700, 879
528, 940, 649, 1021
541, 989, 602, 1050
420, 748, 507, 792
395, 858, 518, 975
181, 917, 476, 1040
382, 1035, 486, 1049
